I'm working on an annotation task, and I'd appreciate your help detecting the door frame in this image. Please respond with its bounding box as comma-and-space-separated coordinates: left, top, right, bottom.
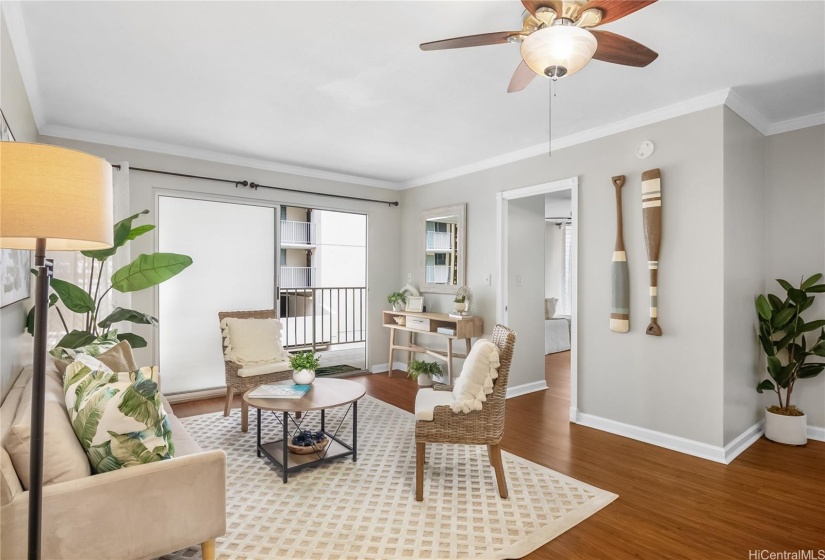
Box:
496, 176, 579, 421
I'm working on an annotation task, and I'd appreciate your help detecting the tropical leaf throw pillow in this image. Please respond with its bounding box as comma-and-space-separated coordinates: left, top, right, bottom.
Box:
50, 330, 120, 361
63, 356, 174, 474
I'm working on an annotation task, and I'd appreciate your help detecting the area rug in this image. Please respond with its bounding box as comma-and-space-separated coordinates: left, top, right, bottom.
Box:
161, 396, 617, 560
315, 364, 362, 377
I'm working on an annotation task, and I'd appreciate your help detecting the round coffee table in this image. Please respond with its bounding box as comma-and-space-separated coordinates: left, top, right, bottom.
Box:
243, 378, 366, 483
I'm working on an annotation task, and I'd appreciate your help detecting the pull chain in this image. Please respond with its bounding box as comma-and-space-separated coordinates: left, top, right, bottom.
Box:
548, 79, 557, 157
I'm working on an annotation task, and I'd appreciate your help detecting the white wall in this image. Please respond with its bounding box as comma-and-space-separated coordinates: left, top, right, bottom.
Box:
765, 124, 825, 430
38, 136, 402, 373
545, 223, 563, 299
722, 108, 767, 445
0, 11, 37, 402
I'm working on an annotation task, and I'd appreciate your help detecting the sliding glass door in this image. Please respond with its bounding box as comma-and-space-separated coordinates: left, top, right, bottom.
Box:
158, 196, 277, 394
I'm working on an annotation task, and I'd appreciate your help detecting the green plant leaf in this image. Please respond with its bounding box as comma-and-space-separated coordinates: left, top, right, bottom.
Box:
81, 210, 150, 261
108, 431, 163, 466
799, 296, 815, 314
776, 363, 795, 388
799, 319, 825, 334
97, 307, 158, 329
812, 340, 825, 357
801, 273, 823, 290
55, 330, 97, 350
806, 284, 825, 293
767, 356, 782, 378
756, 379, 775, 393
116, 332, 148, 349
755, 295, 772, 320
758, 335, 775, 356
798, 364, 824, 379
111, 253, 193, 293
72, 387, 118, 449
126, 224, 155, 241
776, 279, 793, 292
767, 294, 784, 311
788, 288, 807, 305
51, 278, 95, 313
771, 308, 796, 329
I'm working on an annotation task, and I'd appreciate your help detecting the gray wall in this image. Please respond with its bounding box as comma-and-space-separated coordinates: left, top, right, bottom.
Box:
765, 124, 825, 429
37, 137, 403, 375
0, 12, 37, 402
400, 107, 727, 446
507, 196, 547, 388
722, 108, 767, 445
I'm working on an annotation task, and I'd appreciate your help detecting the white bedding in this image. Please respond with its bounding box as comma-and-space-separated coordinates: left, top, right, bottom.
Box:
545, 317, 571, 354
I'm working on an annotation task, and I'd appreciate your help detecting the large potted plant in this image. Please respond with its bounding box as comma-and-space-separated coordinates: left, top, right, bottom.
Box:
755, 274, 825, 445
407, 359, 442, 387
27, 210, 192, 356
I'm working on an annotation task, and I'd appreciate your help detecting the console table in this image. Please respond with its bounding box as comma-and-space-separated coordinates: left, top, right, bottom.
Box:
382, 310, 483, 385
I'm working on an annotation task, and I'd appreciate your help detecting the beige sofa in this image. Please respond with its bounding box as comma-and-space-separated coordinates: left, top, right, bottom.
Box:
1, 363, 226, 560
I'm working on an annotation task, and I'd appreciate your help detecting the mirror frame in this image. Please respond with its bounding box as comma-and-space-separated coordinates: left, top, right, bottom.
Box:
419, 204, 466, 294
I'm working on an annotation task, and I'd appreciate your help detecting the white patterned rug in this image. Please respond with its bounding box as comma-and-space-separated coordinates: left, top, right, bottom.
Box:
161, 396, 616, 560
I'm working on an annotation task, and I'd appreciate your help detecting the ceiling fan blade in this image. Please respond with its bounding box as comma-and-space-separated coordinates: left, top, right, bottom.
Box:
420, 31, 520, 51
508, 61, 537, 93
522, 0, 564, 17
584, 0, 657, 26
590, 30, 658, 67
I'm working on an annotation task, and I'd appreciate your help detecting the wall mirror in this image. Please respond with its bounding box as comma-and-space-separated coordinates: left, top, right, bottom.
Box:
420, 204, 466, 294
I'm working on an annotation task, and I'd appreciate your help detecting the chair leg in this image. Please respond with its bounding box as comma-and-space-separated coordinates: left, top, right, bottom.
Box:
201, 538, 216, 560
416, 442, 425, 501
224, 386, 234, 417
241, 399, 249, 433
489, 444, 508, 499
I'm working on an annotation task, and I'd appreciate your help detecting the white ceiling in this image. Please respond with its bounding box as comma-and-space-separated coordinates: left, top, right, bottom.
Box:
6, 1, 825, 189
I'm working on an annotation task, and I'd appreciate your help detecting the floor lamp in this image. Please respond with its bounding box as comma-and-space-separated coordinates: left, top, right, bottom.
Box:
0, 142, 113, 560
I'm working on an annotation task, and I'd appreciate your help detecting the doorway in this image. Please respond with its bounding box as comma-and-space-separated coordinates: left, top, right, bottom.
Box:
496, 177, 579, 421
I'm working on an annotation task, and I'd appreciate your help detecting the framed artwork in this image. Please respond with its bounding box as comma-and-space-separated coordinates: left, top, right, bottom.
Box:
405, 296, 424, 313
0, 108, 32, 308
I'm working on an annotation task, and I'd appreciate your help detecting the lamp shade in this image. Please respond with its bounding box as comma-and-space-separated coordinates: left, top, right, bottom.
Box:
1, 142, 113, 250
520, 26, 598, 79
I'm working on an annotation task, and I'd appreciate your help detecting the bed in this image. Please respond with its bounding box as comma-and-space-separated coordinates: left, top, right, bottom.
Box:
545, 316, 571, 354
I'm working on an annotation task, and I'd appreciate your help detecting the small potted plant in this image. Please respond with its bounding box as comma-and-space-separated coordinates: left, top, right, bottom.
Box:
755, 274, 825, 445
407, 359, 442, 387
290, 351, 321, 385
388, 291, 406, 312
453, 295, 467, 314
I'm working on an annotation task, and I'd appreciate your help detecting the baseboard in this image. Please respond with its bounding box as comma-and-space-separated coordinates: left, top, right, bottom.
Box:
165, 387, 226, 404
506, 380, 548, 399
723, 421, 764, 463
369, 361, 408, 374
575, 412, 728, 464
808, 425, 825, 442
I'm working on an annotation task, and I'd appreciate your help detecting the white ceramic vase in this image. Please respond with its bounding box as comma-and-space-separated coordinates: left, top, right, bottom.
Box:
392, 302, 404, 312
454, 302, 466, 314
293, 369, 316, 385
417, 373, 432, 387
764, 409, 807, 445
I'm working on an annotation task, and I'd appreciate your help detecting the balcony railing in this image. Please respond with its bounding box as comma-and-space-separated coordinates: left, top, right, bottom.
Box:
426, 265, 451, 284
426, 231, 453, 252
279, 286, 367, 350
281, 220, 316, 245
280, 266, 315, 288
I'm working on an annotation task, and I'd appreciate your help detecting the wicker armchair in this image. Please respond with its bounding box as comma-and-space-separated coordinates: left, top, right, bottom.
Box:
218, 310, 293, 432
415, 324, 516, 501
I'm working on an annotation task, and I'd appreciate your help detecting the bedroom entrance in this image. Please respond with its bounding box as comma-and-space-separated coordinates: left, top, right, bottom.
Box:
497, 177, 578, 421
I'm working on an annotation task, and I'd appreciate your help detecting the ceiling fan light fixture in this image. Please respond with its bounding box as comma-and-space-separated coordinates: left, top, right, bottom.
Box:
520, 25, 597, 79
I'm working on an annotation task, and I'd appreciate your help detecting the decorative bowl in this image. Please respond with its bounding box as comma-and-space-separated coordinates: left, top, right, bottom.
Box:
287, 431, 329, 455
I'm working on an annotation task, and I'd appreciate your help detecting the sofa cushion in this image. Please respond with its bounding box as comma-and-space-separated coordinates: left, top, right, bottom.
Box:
64, 358, 174, 474
237, 360, 292, 377
221, 317, 290, 364
414, 388, 456, 421
1, 448, 22, 506
451, 340, 500, 413
4, 374, 91, 490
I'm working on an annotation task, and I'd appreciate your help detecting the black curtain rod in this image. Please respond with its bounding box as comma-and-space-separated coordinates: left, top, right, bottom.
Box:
109, 163, 400, 207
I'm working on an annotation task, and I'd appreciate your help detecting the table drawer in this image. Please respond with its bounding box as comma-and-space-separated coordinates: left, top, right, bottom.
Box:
406, 317, 431, 331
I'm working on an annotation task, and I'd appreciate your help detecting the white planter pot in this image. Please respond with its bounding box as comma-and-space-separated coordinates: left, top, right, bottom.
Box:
417, 374, 432, 387
392, 302, 404, 312
764, 409, 807, 445
293, 369, 316, 385
454, 302, 466, 313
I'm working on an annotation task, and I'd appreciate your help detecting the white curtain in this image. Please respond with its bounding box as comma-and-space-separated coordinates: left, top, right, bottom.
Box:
559, 223, 573, 316
46, 163, 130, 347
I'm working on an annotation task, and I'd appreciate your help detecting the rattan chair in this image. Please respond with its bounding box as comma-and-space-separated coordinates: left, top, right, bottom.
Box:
415, 324, 516, 501
218, 309, 293, 432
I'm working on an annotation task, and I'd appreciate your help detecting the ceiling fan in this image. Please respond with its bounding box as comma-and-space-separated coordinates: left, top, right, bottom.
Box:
420, 0, 659, 92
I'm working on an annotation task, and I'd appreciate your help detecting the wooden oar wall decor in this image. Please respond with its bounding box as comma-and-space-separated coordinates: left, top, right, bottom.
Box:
641, 168, 663, 336
610, 175, 630, 333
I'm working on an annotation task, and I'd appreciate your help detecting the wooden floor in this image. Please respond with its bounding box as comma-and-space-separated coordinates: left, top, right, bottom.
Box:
173, 352, 825, 559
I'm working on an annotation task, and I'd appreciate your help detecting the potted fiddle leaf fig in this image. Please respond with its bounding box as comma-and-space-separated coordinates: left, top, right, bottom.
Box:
26, 210, 193, 358
755, 274, 825, 445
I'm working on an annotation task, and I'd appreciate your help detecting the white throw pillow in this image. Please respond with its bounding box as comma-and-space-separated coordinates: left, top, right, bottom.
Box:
451, 340, 500, 413
545, 298, 558, 319
221, 318, 289, 364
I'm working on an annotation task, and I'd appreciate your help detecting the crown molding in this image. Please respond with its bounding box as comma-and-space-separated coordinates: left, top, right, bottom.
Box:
1, 1, 45, 130
724, 89, 771, 136
39, 124, 404, 190
768, 112, 825, 136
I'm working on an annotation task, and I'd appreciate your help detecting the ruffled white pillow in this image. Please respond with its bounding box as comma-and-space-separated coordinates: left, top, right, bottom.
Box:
221, 318, 290, 364
451, 340, 500, 413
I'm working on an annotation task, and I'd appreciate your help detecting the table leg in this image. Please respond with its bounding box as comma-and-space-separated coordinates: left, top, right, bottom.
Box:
387, 328, 396, 378
321, 408, 325, 432
408, 331, 415, 370
447, 338, 454, 385
465, 338, 471, 355
352, 401, 358, 462
282, 411, 289, 483
256, 408, 261, 458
